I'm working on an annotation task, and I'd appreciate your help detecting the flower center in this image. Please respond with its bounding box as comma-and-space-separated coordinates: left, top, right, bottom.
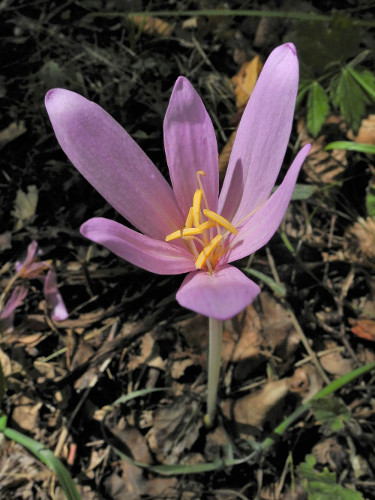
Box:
165, 171, 238, 272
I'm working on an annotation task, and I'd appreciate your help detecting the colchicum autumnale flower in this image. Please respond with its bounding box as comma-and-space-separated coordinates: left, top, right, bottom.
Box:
0, 241, 68, 332
45, 43, 311, 321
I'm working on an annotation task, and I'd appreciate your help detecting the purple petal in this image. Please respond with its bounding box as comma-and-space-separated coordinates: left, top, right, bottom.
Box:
164, 77, 219, 216
43, 270, 68, 321
15, 240, 38, 272
219, 43, 300, 224
81, 217, 196, 275
45, 89, 183, 240
222, 144, 311, 264
0, 285, 28, 332
176, 265, 260, 320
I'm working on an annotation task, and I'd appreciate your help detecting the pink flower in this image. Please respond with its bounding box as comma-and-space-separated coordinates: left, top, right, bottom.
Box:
0, 286, 28, 332
45, 43, 310, 320
0, 241, 68, 331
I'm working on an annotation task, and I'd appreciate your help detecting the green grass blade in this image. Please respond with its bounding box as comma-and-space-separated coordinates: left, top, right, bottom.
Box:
325, 141, 375, 154
0, 416, 81, 500
243, 268, 286, 297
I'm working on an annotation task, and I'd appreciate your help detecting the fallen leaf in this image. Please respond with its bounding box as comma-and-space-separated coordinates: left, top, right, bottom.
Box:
297, 116, 347, 184
146, 395, 202, 464
128, 14, 174, 36
319, 341, 354, 376
231, 55, 263, 109
12, 395, 42, 432
349, 317, 375, 342
313, 438, 347, 471
218, 55, 263, 178
12, 185, 38, 230
222, 378, 290, 429
348, 114, 375, 144
0, 121, 26, 150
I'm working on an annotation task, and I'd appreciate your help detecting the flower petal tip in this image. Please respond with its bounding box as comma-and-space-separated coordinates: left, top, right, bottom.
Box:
285, 42, 297, 55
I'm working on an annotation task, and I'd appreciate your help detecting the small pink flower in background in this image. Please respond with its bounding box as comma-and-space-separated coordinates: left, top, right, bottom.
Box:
0, 241, 68, 332
0, 286, 28, 332
45, 43, 311, 321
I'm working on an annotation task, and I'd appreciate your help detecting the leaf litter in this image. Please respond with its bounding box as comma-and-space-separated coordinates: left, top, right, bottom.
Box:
1, 1, 375, 499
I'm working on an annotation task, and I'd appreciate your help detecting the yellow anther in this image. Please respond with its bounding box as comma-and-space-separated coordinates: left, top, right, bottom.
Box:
165, 229, 183, 242
195, 234, 222, 270
203, 209, 238, 235
185, 207, 194, 228
193, 189, 202, 227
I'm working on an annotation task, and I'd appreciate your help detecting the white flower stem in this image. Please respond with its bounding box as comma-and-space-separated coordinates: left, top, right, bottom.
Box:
204, 317, 223, 427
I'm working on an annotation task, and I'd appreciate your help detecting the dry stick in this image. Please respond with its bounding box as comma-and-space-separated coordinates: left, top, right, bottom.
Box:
266, 248, 331, 385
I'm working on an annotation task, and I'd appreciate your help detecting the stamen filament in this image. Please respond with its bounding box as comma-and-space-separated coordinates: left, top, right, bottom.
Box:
195, 234, 222, 270
203, 209, 238, 235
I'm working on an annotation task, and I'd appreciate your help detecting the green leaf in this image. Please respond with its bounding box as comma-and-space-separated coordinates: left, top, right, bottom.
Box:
311, 397, 350, 432
347, 67, 375, 101
292, 184, 317, 200
307, 82, 330, 136
298, 454, 364, 499
325, 141, 375, 154
330, 68, 368, 132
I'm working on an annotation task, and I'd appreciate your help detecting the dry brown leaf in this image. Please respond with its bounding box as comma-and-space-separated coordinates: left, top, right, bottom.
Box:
349, 317, 375, 342
313, 438, 347, 471
346, 217, 375, 264
128, 15, 174, 36
146, 396, 202, 464
0, 121, 27, 150
222, 292, 300, 379
347, 114, 375, 144
218, 55, 263, 178
12, 395, 42, 432
222, 378, 289, 428
231, 55, 263, 109
319, 341, 353, 376
297, 116, 347, 184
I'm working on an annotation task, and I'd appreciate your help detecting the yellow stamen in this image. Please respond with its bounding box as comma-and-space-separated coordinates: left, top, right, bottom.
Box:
165, 229, 183, 242
165, 223, 215, 242
195, 234, 222, 270
193, 189, 202, 227
185, 207, 194, 228
203, 209, 238, 235
197, 220, 216, 231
